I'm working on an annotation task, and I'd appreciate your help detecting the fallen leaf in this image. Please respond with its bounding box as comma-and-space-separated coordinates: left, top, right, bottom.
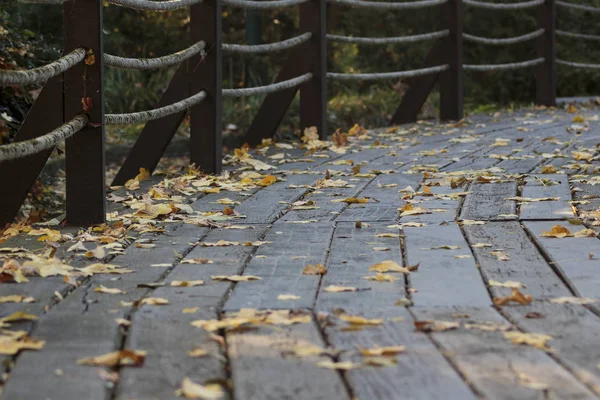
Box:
0, 295, 35, 303
331, 197, 369, 204
503, 332, 552, 350
363, 273, 399, 282
574, 228, 597, 238
549, 296, 598, 305
77, 350, 146, 367
94, 285, 125, 295
302, 264, 327, 275
360, 345, 406, 356
177, 377, 224, 399
489, 280, 525, 288
493, 288, 533, 306
369, 260, 410, 273
171, 280, 204, 287
459, 220, 485, 225
324, 285, 357, 293
211, 275, 261, 282
0, 331, 45, 355
182, 307, 198, 314
490, 251, 510, 261
181, 258, 214, 265
472, 243, 492, 248
138, 297, 169, 306
340, 315, 383, 325
424, 245, 460, 250
188, 348, 209, 358
541, 225, 572, 238
414, 320, 459, 332
277, 294, 301, 300
257, 175, 277, 187
316, 361, 360, 370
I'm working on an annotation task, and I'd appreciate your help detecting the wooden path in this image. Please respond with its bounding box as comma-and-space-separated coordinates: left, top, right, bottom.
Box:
2, 105, 600, 399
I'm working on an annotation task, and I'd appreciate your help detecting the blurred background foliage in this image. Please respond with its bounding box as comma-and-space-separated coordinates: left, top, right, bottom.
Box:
2, 0, 600, 146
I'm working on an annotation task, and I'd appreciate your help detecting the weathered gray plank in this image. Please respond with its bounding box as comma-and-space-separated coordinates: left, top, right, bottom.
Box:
324, 308, 478, 400
460, 182, 518, 221
464, 221, 572, 299
524, 221, 600, 299
223, 223, 334, 311
316, 222, 405, 315
404, 223, 492, 308
227, 316, 349, 400
520, 174, 574, 220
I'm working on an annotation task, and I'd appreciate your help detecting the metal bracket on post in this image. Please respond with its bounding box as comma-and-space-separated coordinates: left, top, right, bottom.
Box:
439, 0, 463, 121
536, 0, 556, 106
190, 0, 223, 174
64, 0, 106, 225
299, 0, 327, 139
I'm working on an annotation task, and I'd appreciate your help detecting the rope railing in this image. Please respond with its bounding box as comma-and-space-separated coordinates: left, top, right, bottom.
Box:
104, 41, 206, 70
463, 29, 544, 45
0, 115, 88, 162
0, 48, 86, 86
104, 90, 207, 125
222, 73, 312, 97
222, 33, 312, 54
556, 59, 600, 69
556, 0, 600, 12
556, 30, 600, 41
327, 0, 447, 8
222, 0, 309, 9
106, 0, 203, 11
327, 64, 448, 80
462, 0, 543, 9
463, 57, 545, 71
327, 30, 449, 45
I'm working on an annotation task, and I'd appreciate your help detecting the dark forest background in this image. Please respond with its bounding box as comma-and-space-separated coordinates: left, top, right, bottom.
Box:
2, 1, 600, 146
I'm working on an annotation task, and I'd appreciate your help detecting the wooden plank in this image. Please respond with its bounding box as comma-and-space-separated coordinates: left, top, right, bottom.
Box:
116, 307, 228, 400
0, 76, 63, 226
413, 307, 598, 399
227, 317, 349, 400
520, 174, 574, 220
111, 64, 189, 186
324, 308, 478, 400
64, 0, 106, 225
389, 42, 441, 125
232, 174, 315, 224
460, 181, 518, 221
404, 223, 492, 308
316, 222, 405, 315
223, 223, 334, 311
464, 221, 572, 299
524, 221, 600, 299
501, 303, 600, 395
190, 0, 222, 174
299, 0, 327, 138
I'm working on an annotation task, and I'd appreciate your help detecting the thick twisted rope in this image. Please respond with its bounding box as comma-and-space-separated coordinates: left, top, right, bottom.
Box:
104, 42, 205, 70
104, 90, 207, 125
0, 48, 86, 86
463, 57, 544, 71
0, 115, 88, 162
222, 33, 312, 54
557, 59, 600, 69
222, 73, 312, 97
463, 29, 544, 45
327, 30, 448, 45
556, 30, 600, 41
327, 64, 448, 80
327, 0, 447, 8
222, 0, 308, 9
106, 0, 203, 10
556, 0, 600, 12
463, 0, 543, 9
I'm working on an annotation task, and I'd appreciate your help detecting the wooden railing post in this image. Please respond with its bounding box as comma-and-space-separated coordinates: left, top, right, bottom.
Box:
190, 0, 223, 174
300, 0, 327, 139
536, 0, 556, 106
63, 0, 106, 225
439, 0, 463, 121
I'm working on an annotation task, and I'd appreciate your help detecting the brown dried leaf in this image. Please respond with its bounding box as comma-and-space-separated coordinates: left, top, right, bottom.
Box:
493, 288, 533, 306
302, 263, 327, 275
77, 350, 146, 367
414, 320, 459, 332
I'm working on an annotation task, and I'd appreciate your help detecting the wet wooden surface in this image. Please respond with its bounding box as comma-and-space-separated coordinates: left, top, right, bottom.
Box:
2, 106, 600, 399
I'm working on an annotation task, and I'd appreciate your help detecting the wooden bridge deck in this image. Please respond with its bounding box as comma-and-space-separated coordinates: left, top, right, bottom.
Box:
2, 105, 600, 399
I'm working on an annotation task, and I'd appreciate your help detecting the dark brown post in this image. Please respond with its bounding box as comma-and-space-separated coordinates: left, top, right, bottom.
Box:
63, 0, 106, 225
439, 0, 463, 121
190, 0, 222, 174
300, 0, 327, 139
536, 0, 556, 106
